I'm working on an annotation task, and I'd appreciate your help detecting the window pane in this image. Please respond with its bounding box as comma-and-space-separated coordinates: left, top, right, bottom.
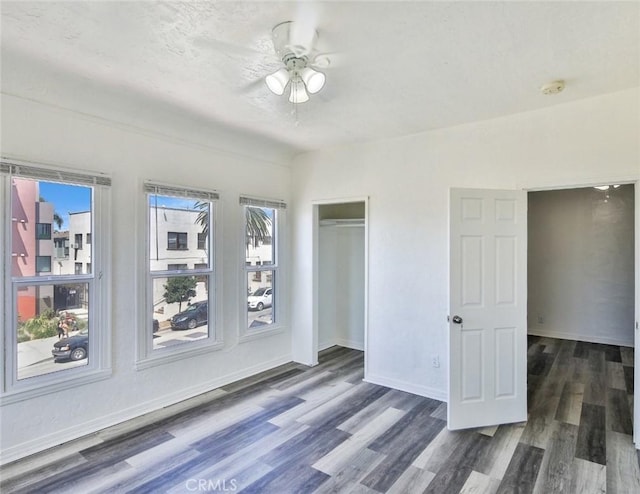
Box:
245, 207, 274, 266
247, 271, 274, 329
36, 256, 51, 273
16, 283, 90, 380
167, 232, 188, 250
197, 232, 206, 250
149, 194, 210, 271
36, 223, 51, 239
11, 178, 92, 278
151, 275, 209, 350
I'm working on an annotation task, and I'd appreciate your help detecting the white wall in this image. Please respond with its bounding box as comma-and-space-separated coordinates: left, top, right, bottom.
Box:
0, 94, 292, 461
318, 224, 365, 351
291, 88, 640, 400
528, 185, 635, 346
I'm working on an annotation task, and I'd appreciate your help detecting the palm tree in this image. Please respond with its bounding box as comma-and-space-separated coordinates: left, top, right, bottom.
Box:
53, 213, 63, 231
245, 207, 272, 249
194, 201, 271, 248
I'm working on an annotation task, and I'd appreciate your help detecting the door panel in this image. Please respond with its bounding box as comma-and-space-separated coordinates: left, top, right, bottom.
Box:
449, 188, 527, 430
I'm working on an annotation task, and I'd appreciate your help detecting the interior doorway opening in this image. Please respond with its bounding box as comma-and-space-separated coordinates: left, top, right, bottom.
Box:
525, 183, 636, 454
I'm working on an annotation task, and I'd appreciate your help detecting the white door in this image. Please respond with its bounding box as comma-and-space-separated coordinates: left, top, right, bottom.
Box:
448, 188, 527, 430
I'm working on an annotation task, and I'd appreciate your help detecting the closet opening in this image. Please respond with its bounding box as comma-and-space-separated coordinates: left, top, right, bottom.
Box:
313, 200, 368, 369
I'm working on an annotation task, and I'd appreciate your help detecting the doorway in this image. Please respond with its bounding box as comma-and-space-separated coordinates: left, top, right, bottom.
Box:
525, 183, 636, 454
527, 184, 635, 347
313, 199, 368, 366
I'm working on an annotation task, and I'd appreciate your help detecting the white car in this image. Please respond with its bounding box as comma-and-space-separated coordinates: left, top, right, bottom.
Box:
248, 287, 272, 311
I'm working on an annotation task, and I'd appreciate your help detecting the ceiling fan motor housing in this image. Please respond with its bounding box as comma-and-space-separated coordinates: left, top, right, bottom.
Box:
272, 20, 318, 59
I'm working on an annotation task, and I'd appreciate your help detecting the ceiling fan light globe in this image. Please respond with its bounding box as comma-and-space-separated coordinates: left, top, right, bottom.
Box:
265, 68, 290, 95
289, 82, 309, 103
300, 67, 325, 94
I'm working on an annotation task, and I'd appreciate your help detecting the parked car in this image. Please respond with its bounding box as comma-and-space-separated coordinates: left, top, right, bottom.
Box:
52, 329, 88, 361
171, 301, 208, 330
248, 287, 272, 311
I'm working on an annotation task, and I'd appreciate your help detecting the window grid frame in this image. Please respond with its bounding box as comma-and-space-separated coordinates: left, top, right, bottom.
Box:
167, 231, 188, 251
242, 202, 283, 337
139, 184, 221, 367
36, 222, 52, 240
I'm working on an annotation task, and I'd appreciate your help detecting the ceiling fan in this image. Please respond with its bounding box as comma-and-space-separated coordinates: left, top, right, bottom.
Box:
264, 21, 331, 104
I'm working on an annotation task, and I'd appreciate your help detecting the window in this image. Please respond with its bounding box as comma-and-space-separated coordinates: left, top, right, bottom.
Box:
86, 233, 91, 245
36, 223, 52, 239
167, 263, 188, 271
74, 233, 83, 250
36, 256, 52, 273
1, 160, 111, 401
241, 196, 286, 336
167, 231, 188, 250
75, 262, 83, 275
197, 232, 206, 250
141, 183, 219, 365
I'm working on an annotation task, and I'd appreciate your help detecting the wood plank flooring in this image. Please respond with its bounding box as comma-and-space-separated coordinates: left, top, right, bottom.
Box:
1, 337, 639, 493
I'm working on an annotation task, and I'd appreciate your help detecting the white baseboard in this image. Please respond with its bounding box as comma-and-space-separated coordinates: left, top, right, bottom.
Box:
364, 373, 447, 402
528, 328, 634, 348
318, 341, 336, 352
335, 338, 364, 351
0, 354, 293, 465
318, 339, 364, 352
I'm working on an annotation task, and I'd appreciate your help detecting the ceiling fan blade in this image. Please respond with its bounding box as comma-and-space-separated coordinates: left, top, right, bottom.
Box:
290, 3, 320, 49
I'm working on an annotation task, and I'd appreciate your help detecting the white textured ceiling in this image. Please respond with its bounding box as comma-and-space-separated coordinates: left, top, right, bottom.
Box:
2, 1, 639, 161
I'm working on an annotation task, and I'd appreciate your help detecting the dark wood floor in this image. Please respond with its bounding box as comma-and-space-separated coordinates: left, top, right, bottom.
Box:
1, 337, 639, 493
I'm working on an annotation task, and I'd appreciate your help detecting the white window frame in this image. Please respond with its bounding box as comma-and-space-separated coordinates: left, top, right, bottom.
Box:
136, 182, 222, 370
0, 159, 112, 404
240, 195, 287, 341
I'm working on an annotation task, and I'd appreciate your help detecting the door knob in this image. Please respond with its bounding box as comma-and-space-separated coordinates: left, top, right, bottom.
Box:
452, 315, 463, 324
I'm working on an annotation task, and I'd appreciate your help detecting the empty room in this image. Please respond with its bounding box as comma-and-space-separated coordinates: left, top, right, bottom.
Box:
1, 1, 639, 493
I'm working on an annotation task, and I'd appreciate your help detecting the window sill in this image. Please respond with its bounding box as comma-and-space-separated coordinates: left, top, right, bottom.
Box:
135, 339, 224, 371
239, 324, 285, 343
1, 367, 112, 406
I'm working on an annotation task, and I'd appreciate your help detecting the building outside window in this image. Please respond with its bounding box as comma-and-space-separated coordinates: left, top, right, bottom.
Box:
167, 264, 188, 271
141, 183, 219, 364
36, 256, 52, 273
197, 232, 206, 250
1, 160, 111, 398
74, 233, 82, 250
167, 232, 188, 250
36, 223, 52, 239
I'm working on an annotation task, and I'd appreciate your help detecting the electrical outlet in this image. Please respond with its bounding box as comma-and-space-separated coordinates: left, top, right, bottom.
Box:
432, 355, 440, 368
537, 315, 544, 324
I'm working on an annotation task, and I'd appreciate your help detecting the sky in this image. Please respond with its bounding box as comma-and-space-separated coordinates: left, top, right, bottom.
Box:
149, 195, 199, 210
39, 181, 91, 231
